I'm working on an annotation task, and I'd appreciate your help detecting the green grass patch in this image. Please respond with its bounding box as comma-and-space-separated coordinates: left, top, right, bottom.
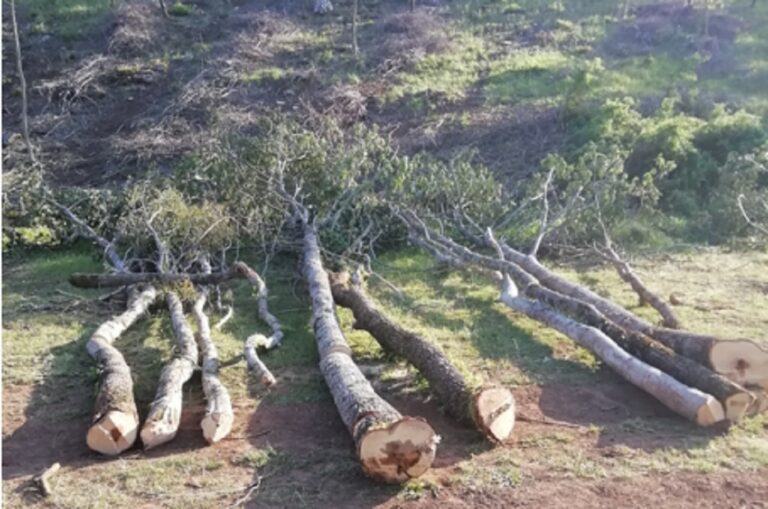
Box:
20, 0, 113, 40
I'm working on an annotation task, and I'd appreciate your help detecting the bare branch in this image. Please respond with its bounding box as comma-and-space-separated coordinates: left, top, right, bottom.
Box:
738, 194, 768, 236
529, 168, 555, 257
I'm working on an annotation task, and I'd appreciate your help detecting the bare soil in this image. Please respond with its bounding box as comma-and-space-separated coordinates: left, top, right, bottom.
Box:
4, 368, 767, 507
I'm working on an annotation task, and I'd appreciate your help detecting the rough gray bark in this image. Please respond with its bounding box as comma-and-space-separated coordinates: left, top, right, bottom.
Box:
192, 289, 234, 444
301, 219, 438, 483
140, 292, 199, 449
331, 273, 515, 442
86, 286, 157, 455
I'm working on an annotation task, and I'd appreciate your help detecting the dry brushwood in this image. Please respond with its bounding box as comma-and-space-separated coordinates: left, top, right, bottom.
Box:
300, 215, 438, 483
331, 271, 515, 442
140, 292, 199, 449
86, 285, 157, 455
70, 269, 239, 288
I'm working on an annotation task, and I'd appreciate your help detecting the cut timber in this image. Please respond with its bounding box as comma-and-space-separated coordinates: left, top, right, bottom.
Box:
192, 290, 234, 444
140, 292, 199, 450
399, 214, 729, 426
301, 219, 438, 483
86, 285, 157, 455
70, 270, 239, 289
499, 277, 725, 426
233, 262, 281, 387
496, 242, 768, 387
407, 221, 751, 422
330, 273, 514, 442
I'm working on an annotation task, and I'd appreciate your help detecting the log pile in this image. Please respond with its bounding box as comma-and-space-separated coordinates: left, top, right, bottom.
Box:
398, 209, 768, 426
57, 193, 767, 486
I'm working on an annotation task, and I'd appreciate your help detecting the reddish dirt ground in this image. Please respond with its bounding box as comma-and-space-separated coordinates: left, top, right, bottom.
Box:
4, 373, 767, 508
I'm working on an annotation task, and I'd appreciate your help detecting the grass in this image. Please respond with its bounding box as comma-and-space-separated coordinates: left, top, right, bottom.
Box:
20, 0, 113, 40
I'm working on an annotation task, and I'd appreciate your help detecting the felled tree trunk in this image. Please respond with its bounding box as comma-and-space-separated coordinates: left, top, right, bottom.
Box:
140, 292, 199, 450
70, 270, 239, 289
86, 286, 157, 455
233, 262, 281, 387
330, 273, 515, 442
301, 219, 438, 483
192, 290, 234, 444
499, 277, 725, 426
496, 243, 768, 389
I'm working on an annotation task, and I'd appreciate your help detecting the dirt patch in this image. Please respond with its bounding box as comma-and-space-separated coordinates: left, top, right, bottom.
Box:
371, 10, 451, 73
406, 470, 768, 509
603, 2, 742, 60
108, 0, 166, 57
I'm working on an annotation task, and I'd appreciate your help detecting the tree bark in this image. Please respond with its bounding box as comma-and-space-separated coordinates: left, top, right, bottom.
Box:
140, 292, 199, 449
70, 270, 238, 288
192, 290, 234, 444
86, 286, 157, 455
499, 277, 725, 426
496, 243, 768, 389
233, 262, 280, 387
301, 219, 438, 483
330, 273, 515, 442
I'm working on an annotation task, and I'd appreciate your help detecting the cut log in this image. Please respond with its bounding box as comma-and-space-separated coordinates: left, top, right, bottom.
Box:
233, 262, 281, 387
330, 273, 514, 442
70, 270, 239, 289
499, 277, 725, 426
496, 242, 768, 388
140, 292, 199, 450
301, 219, 438, 483
192, 290, 234, 444
86, 285, 157, 455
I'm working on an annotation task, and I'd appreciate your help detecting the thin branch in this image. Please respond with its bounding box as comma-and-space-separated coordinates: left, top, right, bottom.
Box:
9, 0, 37, 165
738, 194, 768, 236
529, 168, 555, 257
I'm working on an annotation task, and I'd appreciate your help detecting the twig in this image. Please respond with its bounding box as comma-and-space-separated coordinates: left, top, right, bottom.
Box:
214, 305, 233, 330
32, 462, 61, 497
228, 476, 262, 508
529, 168, 555, 257
516, 414, 583, 429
